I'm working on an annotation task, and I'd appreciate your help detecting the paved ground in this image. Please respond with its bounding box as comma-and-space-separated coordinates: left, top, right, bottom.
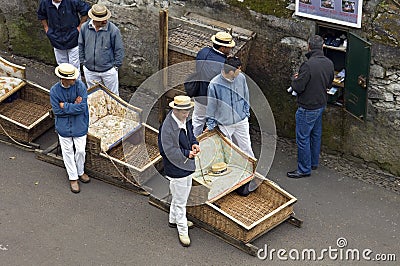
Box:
0, 53, 399, 265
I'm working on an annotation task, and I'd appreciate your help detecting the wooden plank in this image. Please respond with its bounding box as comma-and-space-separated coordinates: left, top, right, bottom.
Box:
35, 149, 64, 168
148, 195, 260, 256
85, 168, 150, 196
35, 147, 150, 196
286, 215, 303, 228
0, 134, 40, 150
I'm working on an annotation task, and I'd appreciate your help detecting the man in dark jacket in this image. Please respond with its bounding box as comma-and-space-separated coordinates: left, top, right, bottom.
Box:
287, 35, 334, 178
158, 95, 200, 247
37, 0, 90, 80
192, 31, 235, 137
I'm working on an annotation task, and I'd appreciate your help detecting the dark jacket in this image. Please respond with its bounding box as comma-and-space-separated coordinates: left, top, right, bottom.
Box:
158, 111, 199, 178
195, 47, 227, 104
291, 49, 334, 110
37, 0, 90, 50
50, 80, 89, 138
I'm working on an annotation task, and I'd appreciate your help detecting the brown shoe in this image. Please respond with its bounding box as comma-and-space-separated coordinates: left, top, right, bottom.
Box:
70, 180, 80, 193
79, 173, 90, 183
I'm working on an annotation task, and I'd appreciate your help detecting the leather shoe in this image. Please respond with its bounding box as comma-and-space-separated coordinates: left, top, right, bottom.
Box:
178, 234, 191, 247
311, 166, 318, 170
287, 170, 310, 179
79, 173, 90, 183
169, 221, 194, 229
70, 180, 80, 193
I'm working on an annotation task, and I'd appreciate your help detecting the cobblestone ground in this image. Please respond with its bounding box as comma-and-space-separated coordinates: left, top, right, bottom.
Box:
275, 134, 400, 195
3, 51, 399, 196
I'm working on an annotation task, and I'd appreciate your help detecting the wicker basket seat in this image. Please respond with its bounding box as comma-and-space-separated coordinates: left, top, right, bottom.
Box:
88, 114, 140, 152
187, 176, 297, 243
192, 130, 256, 202
87, 87, 141, 152
85, 84, 162, 189
0, 77, 24, 99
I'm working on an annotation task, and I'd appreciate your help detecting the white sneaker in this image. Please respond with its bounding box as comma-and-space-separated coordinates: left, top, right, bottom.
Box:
179, 234, 191, 247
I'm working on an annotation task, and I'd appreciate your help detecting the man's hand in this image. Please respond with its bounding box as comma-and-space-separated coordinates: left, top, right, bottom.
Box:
59, 102, 64, 109
75, 96, 82, 104
192, 144, 200, 155
203, 128, 209, 134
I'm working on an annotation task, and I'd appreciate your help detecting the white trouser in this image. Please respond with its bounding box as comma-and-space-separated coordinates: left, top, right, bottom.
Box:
192, 100, 207, 137
54, 46, 81, 80
219, 117, 255, 158
58, 135, 87, 181
83, 66, 119, 95
168, 175, 192, 236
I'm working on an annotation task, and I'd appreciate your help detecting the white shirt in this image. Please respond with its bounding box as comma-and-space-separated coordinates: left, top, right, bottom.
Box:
171, 112, 187, 134
52, 0, 61, 9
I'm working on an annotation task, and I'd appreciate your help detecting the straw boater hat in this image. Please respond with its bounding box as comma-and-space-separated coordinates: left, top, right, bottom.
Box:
169, 95, 195, 109
55, 63, 79, 80
208, 162, 232, 176
211, 32, 235, 48
88, 4, 112, 21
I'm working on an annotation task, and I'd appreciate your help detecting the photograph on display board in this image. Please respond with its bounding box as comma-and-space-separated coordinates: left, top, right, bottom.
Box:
342, 0, 356, 13
295, 0, 363, 28
321, 0, 334, 9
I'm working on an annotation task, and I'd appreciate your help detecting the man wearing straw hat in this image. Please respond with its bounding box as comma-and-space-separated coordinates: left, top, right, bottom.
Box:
191, 31, 235, 137
158, 95, 201, 247
50, 63, 90, 193
78, 4, 124, 95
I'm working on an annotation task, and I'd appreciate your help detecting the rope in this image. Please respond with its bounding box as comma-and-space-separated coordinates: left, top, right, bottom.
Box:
101, 147, 141, 187
0, 122, 35, 150
196, 154, 211, 183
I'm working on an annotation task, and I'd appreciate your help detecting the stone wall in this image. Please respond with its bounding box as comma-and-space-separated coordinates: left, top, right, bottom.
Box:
0, 0, 399, 175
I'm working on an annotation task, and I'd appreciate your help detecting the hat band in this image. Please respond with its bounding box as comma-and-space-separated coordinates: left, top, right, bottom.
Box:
58, 70, 75, 78
215, 37, 232, 45
92, 11, 108, 18
175, 103, 192, 108
212, 168, 227, 174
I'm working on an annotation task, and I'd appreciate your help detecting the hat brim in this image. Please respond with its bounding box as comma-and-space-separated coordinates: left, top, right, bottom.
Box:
169, 101, 195, 109
88, 9, 112, 21
211, 35, 235, 48
54, 66, 79, 80
208, 167, 232, 176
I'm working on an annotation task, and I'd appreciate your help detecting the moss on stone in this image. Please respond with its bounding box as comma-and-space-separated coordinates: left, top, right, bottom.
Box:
227, 0, 292, 17
7, 14, 55, 64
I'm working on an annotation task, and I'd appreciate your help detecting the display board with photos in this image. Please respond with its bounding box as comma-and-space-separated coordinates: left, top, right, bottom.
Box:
295, 0, 363, 28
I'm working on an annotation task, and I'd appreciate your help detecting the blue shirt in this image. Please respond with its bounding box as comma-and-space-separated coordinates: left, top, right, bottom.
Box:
37, 0, 90, 50
78, 20, 125, 72
50, 80, 89, 137
206, 72, 250, 130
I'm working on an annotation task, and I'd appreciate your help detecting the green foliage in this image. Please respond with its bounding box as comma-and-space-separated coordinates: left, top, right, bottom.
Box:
227, 0, 293, 17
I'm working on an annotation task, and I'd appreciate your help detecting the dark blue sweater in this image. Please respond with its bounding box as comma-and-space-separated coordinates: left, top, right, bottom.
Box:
195, 47, 227, 104
37, 0, 90, 50
158, 111, 199, 178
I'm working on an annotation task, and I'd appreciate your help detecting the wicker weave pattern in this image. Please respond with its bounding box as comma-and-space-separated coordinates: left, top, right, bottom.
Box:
187, 181, 294, 243
86, 126, 161, 186
0, 84, 53, 142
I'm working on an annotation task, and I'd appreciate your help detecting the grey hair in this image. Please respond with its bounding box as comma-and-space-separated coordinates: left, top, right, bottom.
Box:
308, 35, 324, 50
